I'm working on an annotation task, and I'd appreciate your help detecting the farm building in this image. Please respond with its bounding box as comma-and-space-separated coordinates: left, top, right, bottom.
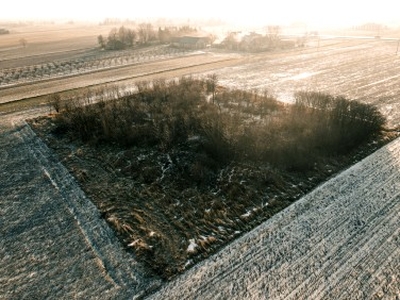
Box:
172, 36, 210, 49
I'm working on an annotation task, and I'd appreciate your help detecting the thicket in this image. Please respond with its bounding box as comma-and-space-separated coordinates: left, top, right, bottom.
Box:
98, 26, 137, 50
98, 24, 201, 50
49, 79, 386, 173
0, 28, 10, 35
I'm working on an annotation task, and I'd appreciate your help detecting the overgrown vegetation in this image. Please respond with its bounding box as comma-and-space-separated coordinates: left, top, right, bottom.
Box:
41, 77, 387, 279
50, 78, 385, 171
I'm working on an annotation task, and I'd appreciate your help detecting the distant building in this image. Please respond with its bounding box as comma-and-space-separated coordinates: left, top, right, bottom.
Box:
172, 36, 210, 49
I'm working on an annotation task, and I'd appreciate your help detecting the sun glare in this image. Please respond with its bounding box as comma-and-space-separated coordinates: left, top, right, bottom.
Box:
1, 0, 399, 28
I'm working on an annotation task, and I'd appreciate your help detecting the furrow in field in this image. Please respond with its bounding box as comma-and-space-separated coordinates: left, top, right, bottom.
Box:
286, 187, 400, 299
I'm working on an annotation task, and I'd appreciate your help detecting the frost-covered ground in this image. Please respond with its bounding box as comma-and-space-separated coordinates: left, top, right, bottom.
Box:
0, 109, 161, 299
148, 136, 400, 299
213, 39, 400, 128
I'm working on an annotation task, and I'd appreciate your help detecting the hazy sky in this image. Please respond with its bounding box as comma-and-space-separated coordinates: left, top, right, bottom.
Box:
1, 0, 399, 27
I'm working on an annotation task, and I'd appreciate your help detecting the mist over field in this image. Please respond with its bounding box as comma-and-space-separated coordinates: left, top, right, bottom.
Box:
1, 0, 399, 28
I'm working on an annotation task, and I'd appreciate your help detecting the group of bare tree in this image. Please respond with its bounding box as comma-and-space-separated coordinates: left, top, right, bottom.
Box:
98, 24, 202, 50
219, 25, 296, 52
98, 26, 140, 50
0, 28, 10, 35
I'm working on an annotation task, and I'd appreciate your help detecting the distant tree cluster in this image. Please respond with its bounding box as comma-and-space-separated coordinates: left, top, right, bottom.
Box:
98, 24, 201, 50
158, 25, 198, 43
353, 23, 387, 31
219, 26, 294, 52
98, 26, 137, 50
98, 24, 159, 50
0, 28, 10, 35
99, 18, 137, 26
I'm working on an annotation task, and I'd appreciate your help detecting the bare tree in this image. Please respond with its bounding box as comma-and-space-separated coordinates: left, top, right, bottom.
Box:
107, 28, 123, 50
208, 34, 217, 45
118, 26, 136, 47
222, 32, 239, 50
158, 27, 172, 43
138, 23, 155, 44
267, 26, 281, 43
206, 73, 218, 104
97, 35, 106, 49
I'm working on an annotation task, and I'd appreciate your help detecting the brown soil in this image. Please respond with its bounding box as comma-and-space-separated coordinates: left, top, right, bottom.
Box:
28, 115, 398, 280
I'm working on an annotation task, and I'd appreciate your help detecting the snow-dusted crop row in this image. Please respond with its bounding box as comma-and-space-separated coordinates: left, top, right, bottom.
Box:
148, 136, 400, 299
0, 45, 192, 87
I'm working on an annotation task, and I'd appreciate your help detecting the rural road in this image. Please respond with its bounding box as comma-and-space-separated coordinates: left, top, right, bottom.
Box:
0, 108, 161, 299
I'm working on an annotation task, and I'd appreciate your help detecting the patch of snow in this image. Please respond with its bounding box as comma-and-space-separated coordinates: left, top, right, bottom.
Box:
241, 211, 252, 218
218, 226, 226, 233
288, 72, 318, 81
137, 154, 146, 161
184, 259, 193, 269
187, 239, 198, 253
128, 239, 140, 247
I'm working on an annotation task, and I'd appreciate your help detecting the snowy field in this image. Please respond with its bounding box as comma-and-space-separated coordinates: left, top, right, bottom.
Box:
214, 38, 400, 128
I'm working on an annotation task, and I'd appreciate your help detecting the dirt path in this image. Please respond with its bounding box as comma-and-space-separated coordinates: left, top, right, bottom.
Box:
0, 109, 161, 299
148, 137, 400, 299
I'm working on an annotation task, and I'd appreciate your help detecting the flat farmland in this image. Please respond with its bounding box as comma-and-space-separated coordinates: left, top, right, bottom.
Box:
0, 52, 239, 104
2, 36, 400, 127
214, 38, 400, 127
0, 23, 112, 62
2, 27, 400, 299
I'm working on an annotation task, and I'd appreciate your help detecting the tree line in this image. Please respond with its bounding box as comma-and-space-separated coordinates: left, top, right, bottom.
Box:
0, 28, 10, 35
98, 24, 199, 50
